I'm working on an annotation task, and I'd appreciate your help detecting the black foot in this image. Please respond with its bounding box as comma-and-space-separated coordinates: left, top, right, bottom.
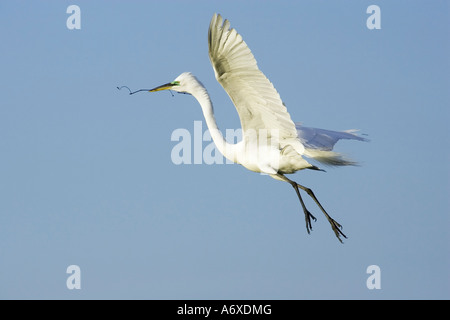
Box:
304, 208, 317, 234
327, 217, 347, 243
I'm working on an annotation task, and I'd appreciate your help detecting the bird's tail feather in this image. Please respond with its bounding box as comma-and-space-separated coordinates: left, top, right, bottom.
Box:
303, 148, 359, 167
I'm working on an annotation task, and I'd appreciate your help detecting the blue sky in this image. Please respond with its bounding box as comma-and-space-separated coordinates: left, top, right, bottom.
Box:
0, 1, 449, 299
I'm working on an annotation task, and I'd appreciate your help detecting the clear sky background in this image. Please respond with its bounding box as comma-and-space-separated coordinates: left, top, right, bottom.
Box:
0, 1, 449, 299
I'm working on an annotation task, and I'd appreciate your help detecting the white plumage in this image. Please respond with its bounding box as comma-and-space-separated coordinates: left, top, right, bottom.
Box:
146, 14, 368, 242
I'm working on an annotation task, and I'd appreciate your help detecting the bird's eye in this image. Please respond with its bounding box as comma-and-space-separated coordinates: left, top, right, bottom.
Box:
171, 81, 180, 86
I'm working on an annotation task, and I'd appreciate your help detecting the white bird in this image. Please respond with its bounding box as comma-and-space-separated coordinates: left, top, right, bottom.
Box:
142, 14, 368, 242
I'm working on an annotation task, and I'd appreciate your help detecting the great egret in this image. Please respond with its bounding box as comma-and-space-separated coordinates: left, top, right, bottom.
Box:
128, 14, 368, 242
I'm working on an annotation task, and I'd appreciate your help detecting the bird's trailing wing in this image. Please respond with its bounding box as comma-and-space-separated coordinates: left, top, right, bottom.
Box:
296, 124, 369, 166
208, 14, 302, 151
296, 124, 368, 151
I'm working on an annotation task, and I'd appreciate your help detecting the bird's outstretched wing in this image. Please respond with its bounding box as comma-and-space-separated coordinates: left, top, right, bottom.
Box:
296, 124, 369, 151
296, 124, 369, 166
208, 14, 301, 151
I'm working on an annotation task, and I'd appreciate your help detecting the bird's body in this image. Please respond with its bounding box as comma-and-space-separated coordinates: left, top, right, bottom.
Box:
143, 14, 368, 242
169, 72, 313, 176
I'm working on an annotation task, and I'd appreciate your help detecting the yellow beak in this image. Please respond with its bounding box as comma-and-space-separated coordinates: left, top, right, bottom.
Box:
149, 82, 175, 92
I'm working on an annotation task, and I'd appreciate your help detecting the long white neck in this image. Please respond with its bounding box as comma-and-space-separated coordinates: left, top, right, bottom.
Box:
189, 82, 237, 163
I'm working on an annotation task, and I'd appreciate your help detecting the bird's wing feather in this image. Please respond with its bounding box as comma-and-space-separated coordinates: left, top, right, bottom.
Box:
296, 124, 369, 151
208, 14, 300, 147
296, 124, 369, 166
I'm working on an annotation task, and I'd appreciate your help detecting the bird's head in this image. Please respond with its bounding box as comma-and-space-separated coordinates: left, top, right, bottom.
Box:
149, 72, 201, 96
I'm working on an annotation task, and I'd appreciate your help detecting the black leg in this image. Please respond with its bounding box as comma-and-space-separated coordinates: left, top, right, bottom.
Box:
295, 183, 347, 243
277, 174, 347, 243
